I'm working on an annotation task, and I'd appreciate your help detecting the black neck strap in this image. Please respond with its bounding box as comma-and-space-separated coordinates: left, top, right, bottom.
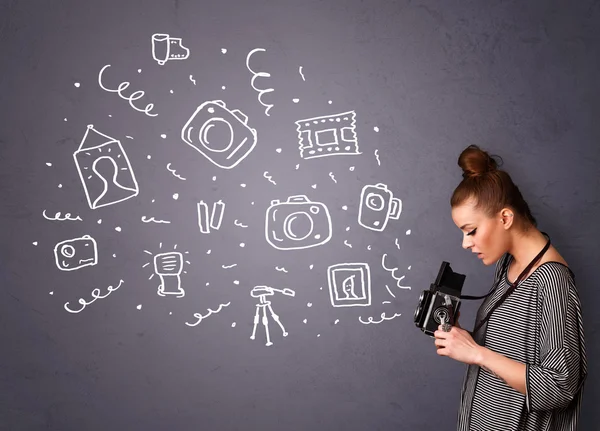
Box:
467, 232, 551, 336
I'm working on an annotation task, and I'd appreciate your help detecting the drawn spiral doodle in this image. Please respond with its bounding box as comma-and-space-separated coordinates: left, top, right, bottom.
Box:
98, 64, 158, 117
245, 48, 274, 116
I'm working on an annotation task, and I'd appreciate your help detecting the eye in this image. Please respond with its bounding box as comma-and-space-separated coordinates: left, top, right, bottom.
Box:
466, 228, 477, 236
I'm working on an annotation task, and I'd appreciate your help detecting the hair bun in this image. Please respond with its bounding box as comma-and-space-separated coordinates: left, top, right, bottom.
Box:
457, 145, 500, 179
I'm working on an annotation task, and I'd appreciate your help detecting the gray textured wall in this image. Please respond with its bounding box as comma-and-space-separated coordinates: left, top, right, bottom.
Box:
0, 0, 598, 430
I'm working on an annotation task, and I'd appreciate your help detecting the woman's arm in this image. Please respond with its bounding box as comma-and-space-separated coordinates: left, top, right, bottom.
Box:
476, 346, 527, 395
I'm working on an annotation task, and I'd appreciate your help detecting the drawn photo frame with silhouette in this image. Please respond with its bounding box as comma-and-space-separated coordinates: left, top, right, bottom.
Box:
73, 124, 139, 209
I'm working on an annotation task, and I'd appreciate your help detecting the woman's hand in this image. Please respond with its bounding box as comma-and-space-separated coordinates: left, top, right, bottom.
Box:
433, 311, 482, 365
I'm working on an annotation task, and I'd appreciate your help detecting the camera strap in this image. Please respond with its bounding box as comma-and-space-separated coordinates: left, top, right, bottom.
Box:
468, 232, 551, 336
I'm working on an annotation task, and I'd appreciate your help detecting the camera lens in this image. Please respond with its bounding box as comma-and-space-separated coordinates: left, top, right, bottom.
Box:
199, 118, 234, 152
365, 192, 385, 211
61, 244, 76, 258
283, 211, 314, 241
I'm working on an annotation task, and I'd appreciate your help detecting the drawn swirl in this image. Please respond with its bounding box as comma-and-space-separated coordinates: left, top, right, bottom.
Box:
98, 64, 158, 117
245, 48, 274, 116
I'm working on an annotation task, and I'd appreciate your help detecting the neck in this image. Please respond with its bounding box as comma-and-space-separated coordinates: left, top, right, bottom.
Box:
507, 228, 549, 268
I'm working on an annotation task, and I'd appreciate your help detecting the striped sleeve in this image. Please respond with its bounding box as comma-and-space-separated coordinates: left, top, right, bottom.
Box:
525, 265, 586, 412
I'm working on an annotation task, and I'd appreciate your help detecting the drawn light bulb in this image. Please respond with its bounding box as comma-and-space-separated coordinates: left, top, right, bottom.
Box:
143, 243, 190, 299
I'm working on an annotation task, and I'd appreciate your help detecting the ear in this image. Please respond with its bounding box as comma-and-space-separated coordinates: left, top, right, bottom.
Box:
499, 208, 514, 229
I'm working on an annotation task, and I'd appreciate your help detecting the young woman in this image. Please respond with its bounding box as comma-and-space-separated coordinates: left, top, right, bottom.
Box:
433, 145, 587, 430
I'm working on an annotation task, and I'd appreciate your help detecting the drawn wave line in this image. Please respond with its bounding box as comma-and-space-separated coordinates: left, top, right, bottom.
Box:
359, 312, 402, 325
222, 263, 237, 269
234, 220, 248, 228
374, 149, 381, 166
329, 172, 337, 183
263, 171, 276, 185
97, 64, 158, 117
166, 163, 186, 180
141, 216, 171, 224
298, 66, 306, 81
185, 302, 231, 326
394, 238, 400, 250
246, 48, 274, 116
275, 266, 288, 273
42, 210, 82, 222
381, 253, 411, 290
64, 279, 124, 314
343, 240, 352, 248
384, 284, 396, 298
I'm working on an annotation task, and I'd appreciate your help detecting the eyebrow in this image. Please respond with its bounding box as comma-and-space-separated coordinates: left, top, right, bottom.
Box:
459, 223, 474, 230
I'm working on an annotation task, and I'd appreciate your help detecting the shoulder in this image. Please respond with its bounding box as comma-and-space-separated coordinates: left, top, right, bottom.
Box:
533, 262, 578, 302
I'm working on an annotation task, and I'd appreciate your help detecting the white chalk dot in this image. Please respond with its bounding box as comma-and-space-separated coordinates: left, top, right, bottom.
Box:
328, 100, 332, 104
161, 134, 167, 139
112, 254, 116, 258
307, 303, 312, 307
206, 249, 211, 254
334, 319, 339, 324
221, 85, 226, 90
303, 319, 307, 324
169, 90, 174, 94
240, 183, 246, 188
151, 199, 156, 203
147, 155, 151, 159
63, 118, 68, 121
342, 205, 348, 210
408, 265, 412, 270
309, 264, 314, 270
295, 164, 300, 170
212, 176, 217, 181
233, 280, 239, 285
74, 82, 80, 88
49, 291, 53, 295
46, 162, 52, 167
58, 184, 62, 188
115, 226, 121, 232
293, 98, 299, 103
317, 334, 321, 337
137, 304, 142, 310
374, 126, 380, 132
173, 193, 179, 200
349, 166, 355, 171
275, 148, 282, 153
169, 311, 172, 315
311, 184, 317, 189
206, 282, 210, 286
221, 48, 227, 54
346, 226, 350, 231
108, 114, 112, 118
319, 286, 323, 290
32, 241, 38, 246
251, 202, 255, 205
406, 229, 411, 235
137, 69, 142, 73
240, 243, 245, 248
231, 322, 236, 327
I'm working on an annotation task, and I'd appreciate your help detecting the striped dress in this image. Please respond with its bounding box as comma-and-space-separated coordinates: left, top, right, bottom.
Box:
457, 253, 587, 431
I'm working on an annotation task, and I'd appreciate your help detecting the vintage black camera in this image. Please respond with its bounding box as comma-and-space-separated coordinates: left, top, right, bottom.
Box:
414, 262, 465, 337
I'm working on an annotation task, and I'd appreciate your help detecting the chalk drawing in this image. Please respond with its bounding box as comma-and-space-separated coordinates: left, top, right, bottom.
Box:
143, 243, 190, 298
54, 235, 97, 271
265, 195, 331, 250
358, 183, 402, 232
42, 210, 82, 222
151, 33, 190, 65
381, 253, 411, 290
245, 48, 274, 116
327, 263, 371, 307
250, 285, 296, 347
64, 280, 124, 314
166, 163, 186, 180
295, 111, 359, 160
74, 125, 139, 209
359, 312, 401, 325
185, 302, 231, 326
98, 65, 157, 117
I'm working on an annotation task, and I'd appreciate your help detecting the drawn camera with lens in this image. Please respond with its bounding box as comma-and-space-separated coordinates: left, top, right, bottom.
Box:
414, 262, 465, 337
358, 183, 402, 231
181, 100, 257, 169
265, 195, 332, 250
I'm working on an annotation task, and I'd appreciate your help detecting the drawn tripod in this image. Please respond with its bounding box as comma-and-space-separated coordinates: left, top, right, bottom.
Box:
250, 286, 295, 347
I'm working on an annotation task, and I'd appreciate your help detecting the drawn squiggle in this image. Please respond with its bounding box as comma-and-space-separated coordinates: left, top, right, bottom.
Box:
166, 163, 186, 180
381, 253, 411, 290
141, 216, 171, 224
185, 302, 231, 326
329, 172, 337, 183
189, 75, 196, 85
246, 48, 274, 116
359, 312, 402, 325
234, 220, 248, 228
374, 149, 381, 166
64, 280, 123, 313
275, 266, 288, 273
42, 210, 82, 222
263, 171, 276, 185
98, 64, 158, 117
298, 66, 306, 81
222, 263, 237, 269
394, 238, 400, 250
344, 240, 352, 248
384, 284, 396, 298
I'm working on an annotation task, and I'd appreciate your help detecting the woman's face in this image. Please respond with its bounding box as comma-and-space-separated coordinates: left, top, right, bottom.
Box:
451, 200, 508, 265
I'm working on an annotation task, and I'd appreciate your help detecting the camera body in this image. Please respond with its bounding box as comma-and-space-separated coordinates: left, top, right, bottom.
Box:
265, 195, 332, 250
358, 183, 402, 231
414, 262, 465, 337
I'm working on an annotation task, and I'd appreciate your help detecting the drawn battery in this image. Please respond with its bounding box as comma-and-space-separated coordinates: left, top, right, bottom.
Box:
197, 201, 211, 234
210, 200, 225, 230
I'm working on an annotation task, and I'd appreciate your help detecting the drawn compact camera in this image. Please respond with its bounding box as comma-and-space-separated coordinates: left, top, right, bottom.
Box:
53, 235, 98, 271
181, 100, 257, 169
358, 183, 402, 231
265, 195, 332, 250
414, 262, 465, 337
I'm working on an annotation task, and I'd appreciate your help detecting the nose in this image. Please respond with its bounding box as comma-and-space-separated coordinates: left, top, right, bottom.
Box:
462, 235, 473, 250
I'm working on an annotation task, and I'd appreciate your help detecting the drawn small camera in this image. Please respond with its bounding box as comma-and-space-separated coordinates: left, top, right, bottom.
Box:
358, 183, 402, 231
265, 195, 332, 250
181, 100, 257, 169
414, 262, 465, 337
54, 235, 98, 271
